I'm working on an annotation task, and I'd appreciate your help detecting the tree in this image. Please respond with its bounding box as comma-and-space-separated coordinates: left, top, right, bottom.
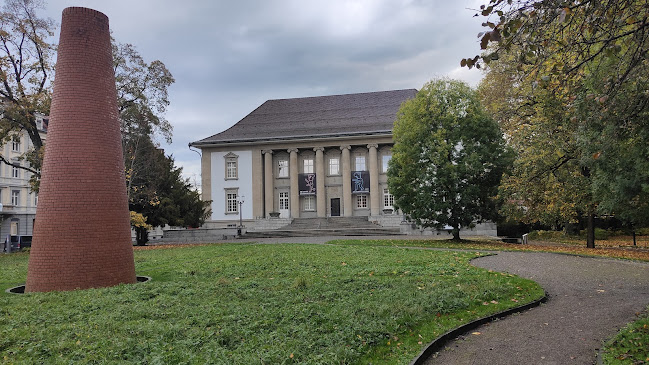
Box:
468, 0, 649, 241
0, 0, 53, 181
478, 48, 599, 247
128, 136, 211, 245
0, 0, 176, 193
388, 79, 513, 240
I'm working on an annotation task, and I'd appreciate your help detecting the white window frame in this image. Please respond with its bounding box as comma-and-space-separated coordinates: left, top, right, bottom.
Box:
356, 194, 368, 209
11, 165, 19, 178
34, 192, 38, 207
278, 160, 289, 178
383, 188, 394, 209
225, 189, 239, 214
224, 152, 239, 180
355, 156, 366, 171
329, 157, 340, 175
11, 190, 20, 206
303, 196, 315, 211
382, 155, 391, 173
303, 158, 314, 174
11, 140, 20, 152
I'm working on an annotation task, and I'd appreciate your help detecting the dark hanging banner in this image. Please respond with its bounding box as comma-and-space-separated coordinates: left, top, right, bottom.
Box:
351, 171, 370, 194
299, 173, 317, 195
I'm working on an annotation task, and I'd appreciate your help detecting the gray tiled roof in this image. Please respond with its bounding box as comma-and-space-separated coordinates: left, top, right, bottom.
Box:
191, 89, 417, 146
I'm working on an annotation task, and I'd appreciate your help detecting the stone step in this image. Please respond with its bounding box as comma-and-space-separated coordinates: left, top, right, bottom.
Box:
243, 227, 403, 239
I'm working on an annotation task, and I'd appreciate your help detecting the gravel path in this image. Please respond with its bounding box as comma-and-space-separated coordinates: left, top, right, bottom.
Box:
425, 252, 649, 364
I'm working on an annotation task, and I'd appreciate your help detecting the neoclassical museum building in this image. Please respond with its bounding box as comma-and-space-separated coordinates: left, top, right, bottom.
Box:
190, 89, 496, 236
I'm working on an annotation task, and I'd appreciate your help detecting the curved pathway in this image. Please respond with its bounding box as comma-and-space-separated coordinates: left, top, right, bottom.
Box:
425, 252, 649, 364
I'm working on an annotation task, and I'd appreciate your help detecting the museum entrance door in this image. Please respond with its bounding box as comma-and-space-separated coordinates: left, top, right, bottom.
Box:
279, 192, 290, 218
331, 198, 341, 217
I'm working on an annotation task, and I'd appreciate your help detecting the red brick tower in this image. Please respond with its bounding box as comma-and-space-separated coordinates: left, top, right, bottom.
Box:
25, 7, 136, 292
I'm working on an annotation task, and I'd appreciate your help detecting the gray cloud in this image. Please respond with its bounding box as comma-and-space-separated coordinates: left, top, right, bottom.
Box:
42, 0, 487, 187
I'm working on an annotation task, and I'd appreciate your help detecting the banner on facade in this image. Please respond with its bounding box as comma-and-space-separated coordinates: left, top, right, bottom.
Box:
351, 171, 370, 194
298, 173, 317, 195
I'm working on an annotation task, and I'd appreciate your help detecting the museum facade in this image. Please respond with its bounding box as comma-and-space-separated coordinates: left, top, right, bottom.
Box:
190, 89, 417, 227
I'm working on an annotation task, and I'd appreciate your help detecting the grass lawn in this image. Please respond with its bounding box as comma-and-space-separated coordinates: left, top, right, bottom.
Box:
331, 237, 649, 363
328, 237, 649, 262
600, 306, 649, 364
1, 243, 543, 364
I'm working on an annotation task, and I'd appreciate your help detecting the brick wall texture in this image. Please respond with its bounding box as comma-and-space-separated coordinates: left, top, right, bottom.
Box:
25, 7, 136, 292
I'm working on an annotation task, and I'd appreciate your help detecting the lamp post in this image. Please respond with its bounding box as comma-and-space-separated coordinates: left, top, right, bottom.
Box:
237, 195, 245, 236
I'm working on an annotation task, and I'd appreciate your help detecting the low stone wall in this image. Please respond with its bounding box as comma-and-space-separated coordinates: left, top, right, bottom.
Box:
370, 214, 404, 228
249, 218, 292, 231
161, 227, 241, 242
400, 222, 498, 237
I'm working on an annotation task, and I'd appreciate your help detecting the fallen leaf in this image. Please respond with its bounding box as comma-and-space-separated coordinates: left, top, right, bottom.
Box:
471, 332, 481, 335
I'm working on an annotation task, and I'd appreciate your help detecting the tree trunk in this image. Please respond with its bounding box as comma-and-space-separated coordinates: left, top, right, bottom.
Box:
451, 226, 461, 241
135, 227, 149, 246
586, 213, 595, 248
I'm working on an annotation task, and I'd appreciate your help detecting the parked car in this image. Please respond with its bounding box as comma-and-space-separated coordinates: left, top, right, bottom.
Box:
3, 235, 32, 252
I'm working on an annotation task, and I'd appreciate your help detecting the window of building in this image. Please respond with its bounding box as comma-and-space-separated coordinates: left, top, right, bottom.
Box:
303, 158, 314, 173
34, 192, 38, 207
224, 153, 239, 180
11, 190, 19, 206
355, 156, 366, 171
329, 157, 340, 175
383, 188, 394, 209
11, 165, 19, 178
11, 140, 20, 152
303, 195, 315, 211
278, 160, 289, 178
382, 155, 391, 173
356, 194, 368, 209
225, 190, 238, 214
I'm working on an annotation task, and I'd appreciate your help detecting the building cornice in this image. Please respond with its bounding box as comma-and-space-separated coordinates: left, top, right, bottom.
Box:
190, 131, 393, 149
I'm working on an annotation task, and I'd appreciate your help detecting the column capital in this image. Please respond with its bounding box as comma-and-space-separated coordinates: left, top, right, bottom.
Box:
262, 149, 274, 155
367, 143, 379, 149
287, 148, 299, 154
340, 145, 351, 151
313, 147, 325, 152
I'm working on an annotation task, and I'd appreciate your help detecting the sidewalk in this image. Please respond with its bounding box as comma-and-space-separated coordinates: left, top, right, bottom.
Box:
425, 252, 649, 364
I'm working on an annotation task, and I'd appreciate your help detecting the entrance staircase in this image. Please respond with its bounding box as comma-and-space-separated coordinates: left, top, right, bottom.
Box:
244, 217, 403, 238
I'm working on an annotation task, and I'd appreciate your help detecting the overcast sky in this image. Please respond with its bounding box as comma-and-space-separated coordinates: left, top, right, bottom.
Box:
41, 0, 487, 188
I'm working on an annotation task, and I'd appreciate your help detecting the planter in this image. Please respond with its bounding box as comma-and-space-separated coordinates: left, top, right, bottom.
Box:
382, 209, 393, 215
268, 212, 281, 218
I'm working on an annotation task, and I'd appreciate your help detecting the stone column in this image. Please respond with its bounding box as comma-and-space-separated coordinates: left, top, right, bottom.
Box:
263, 150, 274, 217
26, 7, 136, 292
341, 145, 352, 217
288, 148, 299, 218
368, 144, 380, 216
314, 147, 326, 217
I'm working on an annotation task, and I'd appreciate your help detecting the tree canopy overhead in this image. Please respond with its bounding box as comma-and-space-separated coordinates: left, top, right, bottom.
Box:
472, 0, 649, 242
0, 0, 53, 176
388, 79, 512, 240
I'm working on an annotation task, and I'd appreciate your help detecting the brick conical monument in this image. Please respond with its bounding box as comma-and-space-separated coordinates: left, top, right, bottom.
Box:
26, 7, 136, 292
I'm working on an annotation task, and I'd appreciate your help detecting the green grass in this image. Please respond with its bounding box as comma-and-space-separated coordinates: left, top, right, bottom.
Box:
1, 243, 543, 364
601, 306, 649, 364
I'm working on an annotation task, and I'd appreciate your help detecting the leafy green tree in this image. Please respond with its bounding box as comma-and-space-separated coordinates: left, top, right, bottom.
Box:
469, 0, 649, 240
388, 79, 513, 240
128, 136, 211, 245
479, 48, 599, 246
